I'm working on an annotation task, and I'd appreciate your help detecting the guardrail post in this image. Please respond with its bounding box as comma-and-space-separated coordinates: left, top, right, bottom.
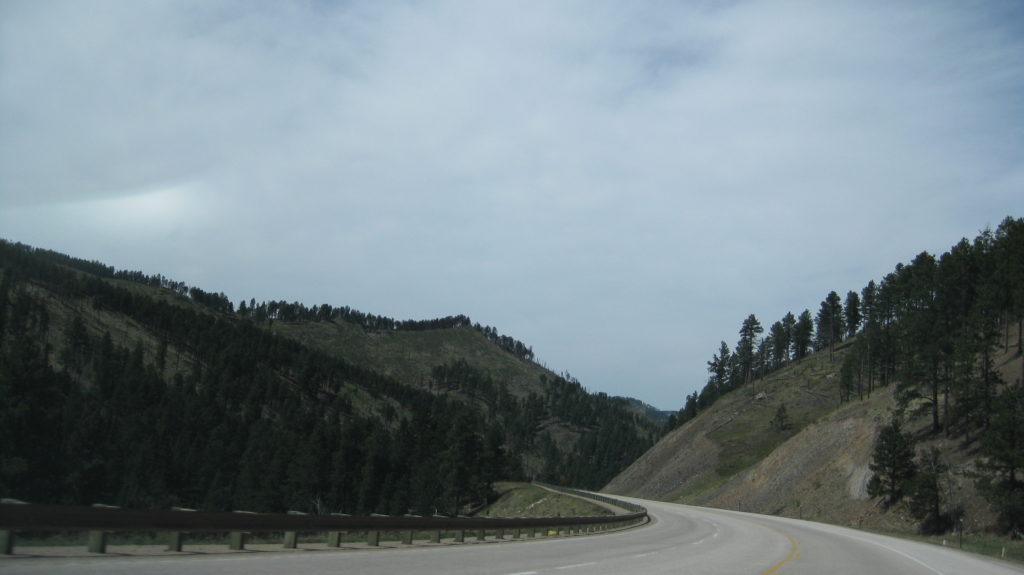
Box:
229, 510, 257, 550
528, 527, 536, 538
86, 503, 118, 554
166, 531, 183, 552
455, 529, 465, 543
87, 530, 107, 553
513, 528, 521, 539
284, 510, 305, 549
327, 512, 348, 547
476, 529, 485, 541
1, 530, 12, 555
366, 530, 380, 547
495, 529, 504, 540
166, 506, 194, 552
401, 530, 413, 545
430, 530, 441, 544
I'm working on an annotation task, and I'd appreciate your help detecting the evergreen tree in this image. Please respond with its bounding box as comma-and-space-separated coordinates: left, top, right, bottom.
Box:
839, 349, 858, 402
770, 403, 791, 431
736, 315, 763, 385
867, 418, 917, 507
814, 291, 845, 361
706, 341, 732, 397
792, 310, 814, 361
844, 290, 861, 339
895, 252, 943, 433
976, 383, 1024, 534
780, 312, 796, 363
993, 217, 1024, 363
768, 320, 789, 371
681, 392, 698, 422
860, 280, 880, 396
906, 448, 953, 534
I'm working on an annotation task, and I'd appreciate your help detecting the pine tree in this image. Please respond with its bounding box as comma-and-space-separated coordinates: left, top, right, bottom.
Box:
976, 383, 1024, 534
839, 350, 858, 402
706, 341, 732, 396
792, 310, 814, 361
736, 315, 763, 386
860, 279, 888, 397
895, 252, 942, 433
993, 217, 1024, 363
867, 418, 917, 507
770, 403, 791, 431
844, 290, 861, 339
815, 291, 845, 362
907, 448, 952, 534
768, 320, 789, 371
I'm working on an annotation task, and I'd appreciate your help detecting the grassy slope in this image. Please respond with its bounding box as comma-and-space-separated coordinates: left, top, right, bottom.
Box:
605, 325, 1023, 538
479, 483, 611, 518
271, 321, 598, 477
29, 278, 204, 384
270, 320, 551, 398
30, 273, 410, 427
32, 267, 651, 483
604, 346, 845, 503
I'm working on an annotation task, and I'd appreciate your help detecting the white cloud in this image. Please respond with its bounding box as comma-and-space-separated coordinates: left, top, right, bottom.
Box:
2, 0, 1022, 408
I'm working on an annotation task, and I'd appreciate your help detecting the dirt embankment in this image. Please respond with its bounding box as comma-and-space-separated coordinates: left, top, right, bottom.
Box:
605, 324, 1022, 535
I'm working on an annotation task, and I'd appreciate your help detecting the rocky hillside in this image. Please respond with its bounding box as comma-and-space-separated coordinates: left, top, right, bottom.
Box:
606, 319, 1022, 534
607, 217, 1024, 536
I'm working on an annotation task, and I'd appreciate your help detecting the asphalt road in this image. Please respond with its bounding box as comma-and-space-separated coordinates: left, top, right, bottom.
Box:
3, 498, 1022, 574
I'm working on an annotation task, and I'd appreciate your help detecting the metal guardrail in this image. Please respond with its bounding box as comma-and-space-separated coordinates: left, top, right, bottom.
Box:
0, 502, 648, 554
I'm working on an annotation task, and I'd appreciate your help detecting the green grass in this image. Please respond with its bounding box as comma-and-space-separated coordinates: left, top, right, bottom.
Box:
701, 349, 845, 481
272, 322, 550, 399
665, 472, 731, 502
479, 483, 611, 518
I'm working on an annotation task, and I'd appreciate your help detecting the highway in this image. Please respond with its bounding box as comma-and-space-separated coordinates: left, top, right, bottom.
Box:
3, 498, 1022, 574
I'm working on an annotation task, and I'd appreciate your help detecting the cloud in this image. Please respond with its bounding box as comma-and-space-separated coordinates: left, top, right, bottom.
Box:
2, 0, 1022, 408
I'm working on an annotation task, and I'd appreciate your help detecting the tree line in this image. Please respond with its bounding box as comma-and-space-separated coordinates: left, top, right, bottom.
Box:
665, 216, 1024, 535
1, 241, 536, 362
236, 300, 536, 362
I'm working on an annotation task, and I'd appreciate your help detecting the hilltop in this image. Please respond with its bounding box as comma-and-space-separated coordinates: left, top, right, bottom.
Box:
0, 240, 657, 515
606, 216, 1024, 537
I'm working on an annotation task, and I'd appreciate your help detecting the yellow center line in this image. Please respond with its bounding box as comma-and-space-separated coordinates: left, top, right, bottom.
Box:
760, 528, 800, 575
701, 509, 802, 574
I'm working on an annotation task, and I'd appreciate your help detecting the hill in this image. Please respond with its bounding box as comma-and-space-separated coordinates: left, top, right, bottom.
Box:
0, 240, 657, 515
606, 216, 1024, 537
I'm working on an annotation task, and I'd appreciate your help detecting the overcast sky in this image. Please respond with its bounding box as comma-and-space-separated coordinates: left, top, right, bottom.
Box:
2, 1, 1022, 409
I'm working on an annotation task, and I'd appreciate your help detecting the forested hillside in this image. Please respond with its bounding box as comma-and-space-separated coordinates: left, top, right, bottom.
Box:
612, 216, 1024, 536
0, 241, 657, 515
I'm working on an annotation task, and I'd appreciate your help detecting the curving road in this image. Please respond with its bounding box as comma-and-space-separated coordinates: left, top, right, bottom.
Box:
2, 497, 1022, 574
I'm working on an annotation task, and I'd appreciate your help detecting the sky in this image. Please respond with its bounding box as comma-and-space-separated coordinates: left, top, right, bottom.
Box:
2, 1, 1022, 410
